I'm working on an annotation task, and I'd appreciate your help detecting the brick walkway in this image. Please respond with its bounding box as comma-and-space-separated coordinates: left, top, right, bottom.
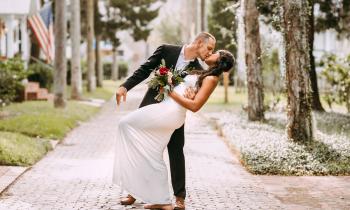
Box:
0, 86, 349, 210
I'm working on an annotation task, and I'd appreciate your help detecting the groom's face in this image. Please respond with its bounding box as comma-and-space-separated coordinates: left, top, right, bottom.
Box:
205, 52, 220, 67
196, 38, 216, 61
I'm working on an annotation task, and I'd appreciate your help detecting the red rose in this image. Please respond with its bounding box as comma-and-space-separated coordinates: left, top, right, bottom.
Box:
159, 67, 169, 75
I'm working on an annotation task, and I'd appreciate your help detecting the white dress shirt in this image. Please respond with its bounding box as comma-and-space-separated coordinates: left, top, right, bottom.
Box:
174, 45, 195, 72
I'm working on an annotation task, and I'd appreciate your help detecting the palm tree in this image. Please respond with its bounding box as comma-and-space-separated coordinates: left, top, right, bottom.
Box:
95, 0, 103, 87
86, 0, 96, 92
111, 47, 119, 81
54, 0, 67, 108
70, 0, 82, 99
200, 0, 206, 31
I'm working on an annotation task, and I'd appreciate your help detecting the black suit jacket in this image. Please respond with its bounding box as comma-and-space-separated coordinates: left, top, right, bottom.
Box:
121, 44, 203, 107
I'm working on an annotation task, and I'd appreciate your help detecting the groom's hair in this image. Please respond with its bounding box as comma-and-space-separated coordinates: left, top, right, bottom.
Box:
194, 32, 216, 44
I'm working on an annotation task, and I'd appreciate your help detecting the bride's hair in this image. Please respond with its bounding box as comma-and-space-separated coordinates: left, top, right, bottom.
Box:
191, 50, 235, 88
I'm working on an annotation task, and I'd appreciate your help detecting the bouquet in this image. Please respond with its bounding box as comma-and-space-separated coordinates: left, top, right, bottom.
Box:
148, 59, 187, 101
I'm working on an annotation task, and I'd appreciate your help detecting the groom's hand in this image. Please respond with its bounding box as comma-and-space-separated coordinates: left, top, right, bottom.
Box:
116, 86, 127, 106
184, 87, 197, 100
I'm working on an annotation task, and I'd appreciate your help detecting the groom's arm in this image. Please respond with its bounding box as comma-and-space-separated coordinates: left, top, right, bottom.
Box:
120, 45, 165, 91
116, 45, 165, 106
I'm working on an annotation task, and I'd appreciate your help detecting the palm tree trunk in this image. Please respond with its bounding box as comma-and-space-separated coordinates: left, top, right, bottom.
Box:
244, 0, 265, 121
95, 34, 103, 87
86, 0, 95, 92
346, 87, 350, 113
224, 72, 229, 103
200, 0, 206, 31
70, 0, 82, 99
54, 0, 67, 108
283, 0, 313, 142
112, 47, 118, 81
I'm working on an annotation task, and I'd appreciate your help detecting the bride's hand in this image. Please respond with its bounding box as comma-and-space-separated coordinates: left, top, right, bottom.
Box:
183, 87, 197, 100
167, 72, 173, 86
159, 86, 164, 94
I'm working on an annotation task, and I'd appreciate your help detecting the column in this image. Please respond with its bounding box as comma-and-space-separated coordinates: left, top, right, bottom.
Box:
20, 17, 29, 61
5, 15, 15, 58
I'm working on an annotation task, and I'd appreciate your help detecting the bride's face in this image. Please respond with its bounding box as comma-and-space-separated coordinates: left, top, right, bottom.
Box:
204, 52, 220, 67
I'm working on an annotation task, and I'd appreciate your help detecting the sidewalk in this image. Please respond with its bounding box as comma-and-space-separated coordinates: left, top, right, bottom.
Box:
0, 86, 349, 209
0, 166, 28, 196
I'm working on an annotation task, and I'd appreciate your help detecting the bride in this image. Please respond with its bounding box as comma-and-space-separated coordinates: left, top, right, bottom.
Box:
113, 50, 234, 210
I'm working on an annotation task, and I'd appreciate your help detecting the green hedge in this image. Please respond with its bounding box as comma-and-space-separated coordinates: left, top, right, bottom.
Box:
27, 63, 53, 91
0, 131, 52, 166
0, 57, 27, 106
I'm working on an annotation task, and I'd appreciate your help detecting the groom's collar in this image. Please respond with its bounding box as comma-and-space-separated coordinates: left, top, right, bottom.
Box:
181, 45, 195, 62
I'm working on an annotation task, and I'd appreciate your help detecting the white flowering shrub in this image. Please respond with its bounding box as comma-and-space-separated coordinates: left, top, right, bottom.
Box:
205, 111, 350, 175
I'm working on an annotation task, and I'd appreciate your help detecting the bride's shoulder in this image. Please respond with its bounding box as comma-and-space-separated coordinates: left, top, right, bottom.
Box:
198, 76, 218, 89
203, 75, 219, 83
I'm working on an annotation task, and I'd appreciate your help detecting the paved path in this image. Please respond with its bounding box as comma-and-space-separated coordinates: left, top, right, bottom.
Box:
0, 166, 27, 195
0, 86, 349, 210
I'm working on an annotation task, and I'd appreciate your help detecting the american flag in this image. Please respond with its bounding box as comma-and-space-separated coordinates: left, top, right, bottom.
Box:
28, 2, 55, 63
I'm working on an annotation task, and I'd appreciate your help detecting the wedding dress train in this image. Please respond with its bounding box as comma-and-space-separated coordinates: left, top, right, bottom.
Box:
113, 74, 198, 204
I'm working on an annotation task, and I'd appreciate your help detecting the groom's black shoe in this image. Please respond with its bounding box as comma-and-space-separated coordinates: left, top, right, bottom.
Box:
174, 197, 185, 210
120, 194, 136, 205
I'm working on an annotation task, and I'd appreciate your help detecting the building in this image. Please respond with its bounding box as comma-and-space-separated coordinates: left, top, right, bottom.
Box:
0, 0, 40, 63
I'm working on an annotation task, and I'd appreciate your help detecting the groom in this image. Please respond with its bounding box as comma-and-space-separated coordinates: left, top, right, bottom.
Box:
116, 32, 216, 209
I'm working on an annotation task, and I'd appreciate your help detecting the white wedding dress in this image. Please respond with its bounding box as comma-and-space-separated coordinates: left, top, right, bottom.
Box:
113, 74, 198, 204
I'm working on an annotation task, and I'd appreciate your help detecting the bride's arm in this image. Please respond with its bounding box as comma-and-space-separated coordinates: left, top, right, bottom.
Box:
168, 76, 219, 112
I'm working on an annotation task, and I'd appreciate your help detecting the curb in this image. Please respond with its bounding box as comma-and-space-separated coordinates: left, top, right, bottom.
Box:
0, 166, 30, 195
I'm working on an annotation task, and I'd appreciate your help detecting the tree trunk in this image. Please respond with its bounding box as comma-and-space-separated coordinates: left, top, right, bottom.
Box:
200, 0, 206, 31
308, 1, 325, 112
95, 34, 103, 87
112, 47, 118, 81
283, 0, 313, 142
86, 0, 95, 92
223, 72, 229, 103
244, 0, 264, 121
54, 0, 67, 108
346, 87, 350, 113
70, 0, 82, 100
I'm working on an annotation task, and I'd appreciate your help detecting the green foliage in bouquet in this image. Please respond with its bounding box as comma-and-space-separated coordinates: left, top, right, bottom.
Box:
148, 59, 186, 101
